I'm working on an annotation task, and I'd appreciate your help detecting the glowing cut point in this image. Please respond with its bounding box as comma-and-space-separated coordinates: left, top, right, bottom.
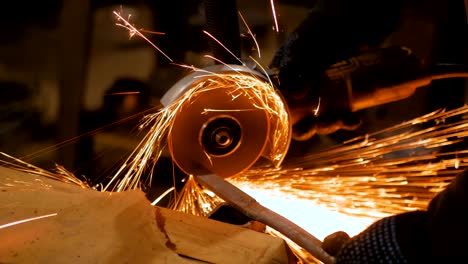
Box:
237, 186, 378, 241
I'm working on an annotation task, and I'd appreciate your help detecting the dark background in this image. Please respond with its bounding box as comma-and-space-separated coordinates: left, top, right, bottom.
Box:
0, 0, 466, 196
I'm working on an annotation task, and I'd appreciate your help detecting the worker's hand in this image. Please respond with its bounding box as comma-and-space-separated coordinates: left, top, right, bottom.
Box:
288, 110, 362, 141
323, 211, 428, 263
270, 0, 403, 140
322, 169, 468, 262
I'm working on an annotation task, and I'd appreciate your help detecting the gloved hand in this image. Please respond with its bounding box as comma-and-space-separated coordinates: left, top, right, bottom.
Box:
322, 169, 468, 262
270, 0, 404, 140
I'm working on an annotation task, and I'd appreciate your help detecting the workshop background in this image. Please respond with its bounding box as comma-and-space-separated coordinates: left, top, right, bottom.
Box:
0, 0, 466, 194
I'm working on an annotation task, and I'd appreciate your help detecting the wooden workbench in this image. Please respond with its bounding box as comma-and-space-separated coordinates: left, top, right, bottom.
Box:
0, 166, 292, 263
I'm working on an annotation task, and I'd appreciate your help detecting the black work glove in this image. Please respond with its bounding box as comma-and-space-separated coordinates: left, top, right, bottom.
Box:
322, 169, 468, 263
270, 0, 403, 140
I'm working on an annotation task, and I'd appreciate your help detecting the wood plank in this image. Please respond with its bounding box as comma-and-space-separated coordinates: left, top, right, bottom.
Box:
0, 166, 290, 263
157, 206, 290, 264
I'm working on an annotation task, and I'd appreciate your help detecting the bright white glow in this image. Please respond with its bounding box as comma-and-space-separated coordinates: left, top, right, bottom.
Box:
0, 213, 58, 230
239, 187, 377, 240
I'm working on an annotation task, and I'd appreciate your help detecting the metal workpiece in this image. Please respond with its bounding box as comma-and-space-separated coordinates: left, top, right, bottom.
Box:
196, 173, 336, 264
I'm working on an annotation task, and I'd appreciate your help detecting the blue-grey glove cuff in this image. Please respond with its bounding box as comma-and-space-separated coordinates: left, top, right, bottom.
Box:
336, 215, 407, 263
336, 211, 430, 263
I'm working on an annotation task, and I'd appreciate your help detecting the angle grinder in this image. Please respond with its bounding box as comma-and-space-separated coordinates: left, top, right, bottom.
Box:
162, 46, 468, 177
161, 63, 291, 178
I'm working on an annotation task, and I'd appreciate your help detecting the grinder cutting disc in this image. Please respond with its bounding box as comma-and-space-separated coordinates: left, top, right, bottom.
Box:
168, 86, 270, 178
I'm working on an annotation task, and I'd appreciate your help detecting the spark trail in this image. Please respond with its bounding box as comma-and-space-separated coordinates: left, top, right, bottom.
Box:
230, 106, 468, 232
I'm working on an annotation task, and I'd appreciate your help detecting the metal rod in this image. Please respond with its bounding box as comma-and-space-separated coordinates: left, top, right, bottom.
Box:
196, 173, 336, 264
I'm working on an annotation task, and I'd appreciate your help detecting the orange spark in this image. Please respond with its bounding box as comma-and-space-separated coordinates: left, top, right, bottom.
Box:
17, 107, 159, 163
113, 11, 173, 62
103, 69, 290, 191
270, 0, 280, 32
238, 11, 261, 58
203, 54, 230, 66
170, 175, 223, 217
0, 213, 58, 229
314, 97, 321, 116
139, 29, 166, 35
203, 55, 246, 74
106, 91, 140, 96
202, 30, 244, 65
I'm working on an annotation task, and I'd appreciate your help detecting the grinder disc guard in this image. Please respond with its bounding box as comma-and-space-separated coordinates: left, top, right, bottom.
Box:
168, 84, 270, 178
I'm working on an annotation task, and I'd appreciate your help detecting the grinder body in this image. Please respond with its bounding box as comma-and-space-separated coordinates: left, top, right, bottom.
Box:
163, 46, 434, 177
